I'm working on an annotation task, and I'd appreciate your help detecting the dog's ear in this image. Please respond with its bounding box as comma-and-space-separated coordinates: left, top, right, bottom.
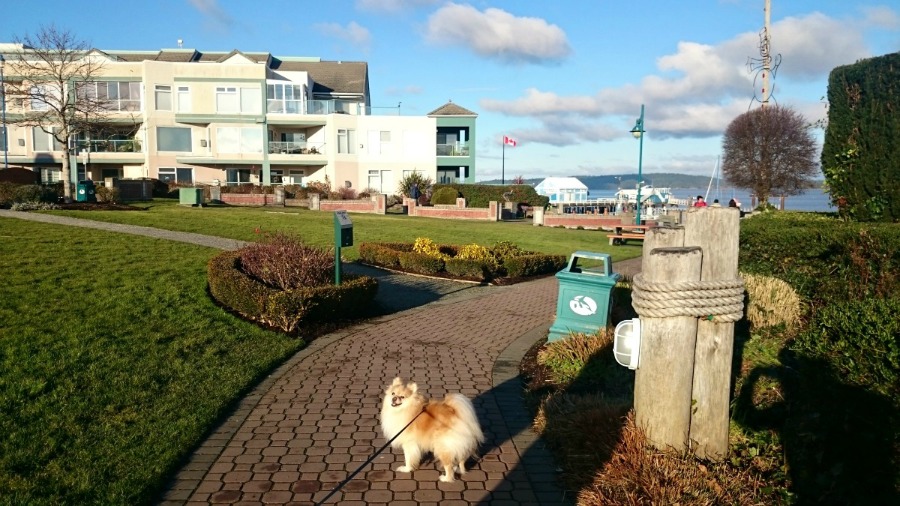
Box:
408, 382, 418, 394
391, 377, 403, 387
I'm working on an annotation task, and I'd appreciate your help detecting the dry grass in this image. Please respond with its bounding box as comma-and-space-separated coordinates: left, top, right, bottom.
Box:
537, 330, 614, 383
742, 272, 802, 332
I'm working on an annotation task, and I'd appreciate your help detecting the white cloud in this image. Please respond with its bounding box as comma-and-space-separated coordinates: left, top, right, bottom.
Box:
479, 10, 883, 147
188, 0, 234, 30
861, 5, 900, 30
425, 3, 571, 64
356, 0, 438, 12
315, 21, 372, 51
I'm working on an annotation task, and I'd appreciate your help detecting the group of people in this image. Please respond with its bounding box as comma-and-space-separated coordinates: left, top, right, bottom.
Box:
693, 195, 740, 208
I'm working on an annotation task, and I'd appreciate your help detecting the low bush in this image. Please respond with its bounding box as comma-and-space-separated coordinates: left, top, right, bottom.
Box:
741, 272, 803, 332
430, 187, 460, 205
239, 233, 333, 290
503, 253, 566, 278
792, 297, 900, 401
208, 250, 377, 334
398, 251, 445, 275
95, 186, 120, 203
10, 201, 61, 211
444, 258, 489, 281
358, 242, 412, 269
396, 172, 433, 199
432, 183, 549, 209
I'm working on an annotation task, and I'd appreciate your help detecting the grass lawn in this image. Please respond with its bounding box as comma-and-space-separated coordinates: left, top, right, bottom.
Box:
0, 218, 303, 505
46, 199, 643, 262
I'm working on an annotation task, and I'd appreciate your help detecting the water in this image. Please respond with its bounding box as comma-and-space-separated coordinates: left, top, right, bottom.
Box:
588, 187, 834, 212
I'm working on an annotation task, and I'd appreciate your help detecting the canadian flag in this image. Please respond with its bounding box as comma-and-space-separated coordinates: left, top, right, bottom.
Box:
503, 135, 517, 147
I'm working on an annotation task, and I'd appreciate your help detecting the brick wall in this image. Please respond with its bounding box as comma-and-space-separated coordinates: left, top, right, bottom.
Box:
405, 198, 499, 221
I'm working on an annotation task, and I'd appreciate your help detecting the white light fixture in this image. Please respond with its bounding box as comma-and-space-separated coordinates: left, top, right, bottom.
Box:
613, 318, 642, 370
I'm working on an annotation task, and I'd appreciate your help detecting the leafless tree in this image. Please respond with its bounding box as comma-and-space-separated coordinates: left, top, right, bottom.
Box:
721, 105, 819, 206
4, 25, 110, 201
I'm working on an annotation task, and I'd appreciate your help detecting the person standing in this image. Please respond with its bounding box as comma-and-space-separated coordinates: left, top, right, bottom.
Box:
694, 195, 708, 208
411, 183, 420, 200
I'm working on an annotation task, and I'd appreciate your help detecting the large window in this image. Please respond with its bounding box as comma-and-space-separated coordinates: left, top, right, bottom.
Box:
216, 86, 260, 114
155, 85, 172, 111
40, 167, 61, 184
32, 127, 64, 151
177, 86, 191, 112
337, 128, 356, 154
226, 169, 251, 185
0, 127, 6, 151
216, 127, 263, 153
158, 167, 193, 184
367, 130, 391, 155
267, 83, 304, 114
156, 127, 192, 152
78, 81, 142, 111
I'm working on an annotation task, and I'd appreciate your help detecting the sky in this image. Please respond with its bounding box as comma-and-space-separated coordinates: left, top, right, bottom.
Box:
3, 0, 898, 182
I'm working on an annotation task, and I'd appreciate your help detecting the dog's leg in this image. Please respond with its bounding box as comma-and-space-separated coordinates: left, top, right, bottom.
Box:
436, 452, 456, 483
397, 444, 421, 473
457, 459, 466, 476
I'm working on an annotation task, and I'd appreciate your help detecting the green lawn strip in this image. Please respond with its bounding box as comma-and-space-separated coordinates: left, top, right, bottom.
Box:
0, 219, 303, 505
44, 199, 642, 262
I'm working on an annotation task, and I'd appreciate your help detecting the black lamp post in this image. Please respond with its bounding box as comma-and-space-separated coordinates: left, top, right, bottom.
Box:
630, 104, 645, 225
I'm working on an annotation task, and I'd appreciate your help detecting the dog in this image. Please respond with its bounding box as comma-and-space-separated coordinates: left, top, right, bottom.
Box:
380, 377, 484, 482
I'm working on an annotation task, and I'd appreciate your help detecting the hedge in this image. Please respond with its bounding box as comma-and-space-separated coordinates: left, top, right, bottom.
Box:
431, 183, 549, 208
503, 254, 567, 278
208, 251, 378, 333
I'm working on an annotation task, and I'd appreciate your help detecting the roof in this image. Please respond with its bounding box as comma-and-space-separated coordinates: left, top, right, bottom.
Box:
535, 177, 589, 192
427, 101, 478, 117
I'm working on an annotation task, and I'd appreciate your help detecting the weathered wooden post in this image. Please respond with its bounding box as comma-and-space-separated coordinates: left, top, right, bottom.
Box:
683, 206, 742, 459
633, 246, 702, 450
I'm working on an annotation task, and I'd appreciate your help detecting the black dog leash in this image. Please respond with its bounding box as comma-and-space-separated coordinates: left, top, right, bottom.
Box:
313, 409, 425, 505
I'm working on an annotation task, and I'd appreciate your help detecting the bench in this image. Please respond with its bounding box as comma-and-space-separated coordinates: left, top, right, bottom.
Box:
607, 232, 646, 245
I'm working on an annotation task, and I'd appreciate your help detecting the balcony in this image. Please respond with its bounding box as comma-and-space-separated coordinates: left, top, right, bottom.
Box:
74, 139, 142, 153
436, 143, 469, 156
266, 99, 364, 116
268, 141, 326, 155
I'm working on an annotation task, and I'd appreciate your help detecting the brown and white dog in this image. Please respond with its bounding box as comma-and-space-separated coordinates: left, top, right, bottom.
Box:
380, 377, 484, 482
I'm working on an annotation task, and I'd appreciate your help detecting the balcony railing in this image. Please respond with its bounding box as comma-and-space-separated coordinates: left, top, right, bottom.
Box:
436, 143, 469, 156
266, 98, 364, 116
268, 141, 326, 155
73, 139, 142, 153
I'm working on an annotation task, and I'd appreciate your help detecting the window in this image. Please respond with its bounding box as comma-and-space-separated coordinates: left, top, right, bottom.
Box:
368, 130, 391, 155
266, 83, 304, 114
78, 81, 142, 111
158, 167, 194, 184
216, 127, 263, 153
40, 167, 61, 184
156, 127, 192, 152
0, 127, 6, 152
32, 127, 63, 151
226, 169, 251, 185
177, 86, 191, 112
30, 85, 51, 111
216, 87, 260, 114
271, 169, 283, 184
155, 85, 172, 111
337, 128, 356, 154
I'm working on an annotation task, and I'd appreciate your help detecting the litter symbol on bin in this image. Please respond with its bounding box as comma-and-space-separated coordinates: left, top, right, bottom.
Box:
569, 295, 598, 316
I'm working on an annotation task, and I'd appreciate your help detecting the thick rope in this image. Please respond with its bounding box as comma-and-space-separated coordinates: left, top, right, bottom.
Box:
631, 272, 745, 322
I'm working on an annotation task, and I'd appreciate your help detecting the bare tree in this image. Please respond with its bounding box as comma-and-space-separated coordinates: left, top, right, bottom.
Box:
721, 105, 818, 206
4, 25, 110, 201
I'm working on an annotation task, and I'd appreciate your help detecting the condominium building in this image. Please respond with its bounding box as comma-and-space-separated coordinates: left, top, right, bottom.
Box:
0, 44, 477, 194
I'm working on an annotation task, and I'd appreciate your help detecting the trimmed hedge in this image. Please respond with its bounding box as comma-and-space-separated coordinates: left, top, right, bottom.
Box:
208, 251, 378, 334
503, 254, 567, 278
432, 183, 549, 208
398, 251, 445, 275
431, 187, 460, 205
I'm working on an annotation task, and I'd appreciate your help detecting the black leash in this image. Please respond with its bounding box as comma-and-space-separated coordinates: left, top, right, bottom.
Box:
313, 409, 425, 505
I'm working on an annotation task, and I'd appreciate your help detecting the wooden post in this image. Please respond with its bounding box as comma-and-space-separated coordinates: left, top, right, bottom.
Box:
633, 246, 702, 451
683, 207, 741, 459
642, 226, 685, 257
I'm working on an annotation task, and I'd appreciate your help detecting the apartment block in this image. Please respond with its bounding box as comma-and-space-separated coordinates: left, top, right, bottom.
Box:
0, 44, 477, 194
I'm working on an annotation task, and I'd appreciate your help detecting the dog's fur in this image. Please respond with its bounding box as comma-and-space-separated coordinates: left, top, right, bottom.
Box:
380, 377, 485, 482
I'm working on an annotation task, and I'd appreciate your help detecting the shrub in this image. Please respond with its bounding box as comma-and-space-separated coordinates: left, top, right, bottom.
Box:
412, 237, 450, 260
358, 242, 411, 269
305, 178, 331, 196
491, 240, 525, 259
331, 186, 357, 200
0, 181, 18, 207
14, 185, 50, 203
397, 172, 433, 199
503, 254, 566, 278
792, 297, 900, 400
538, 330, 615, 384
95, 186, 120, 203
444, 258, 489, 281
741, 272, 803, 332
238, 232, 334, 290
208, 250, 377, 333
10, 201, 61, 211
431, 183, 549, 208
430, 187, 460, 205
398, 251, 444, 275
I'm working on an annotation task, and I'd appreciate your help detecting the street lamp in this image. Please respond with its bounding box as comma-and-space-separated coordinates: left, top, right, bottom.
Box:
630, 104, 645, 225
1, 54, 8, 170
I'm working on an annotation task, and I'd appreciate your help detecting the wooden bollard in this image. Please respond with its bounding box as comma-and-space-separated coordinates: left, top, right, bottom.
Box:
683, 207, 741, 459
633, 246, 702, 451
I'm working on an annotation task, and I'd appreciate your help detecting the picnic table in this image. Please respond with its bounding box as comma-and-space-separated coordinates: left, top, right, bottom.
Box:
607, 224, 654, 245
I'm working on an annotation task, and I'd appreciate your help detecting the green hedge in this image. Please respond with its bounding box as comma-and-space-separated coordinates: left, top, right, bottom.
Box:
738, 213, 900, 304
431, 187, 460, 205
208, 251, 377, 333
432, 183, 549, 208
503, 254, 567, 278
792, 297, 900, 402
398, 251, 445, 275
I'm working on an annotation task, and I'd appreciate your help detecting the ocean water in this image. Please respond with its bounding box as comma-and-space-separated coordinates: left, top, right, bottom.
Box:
589, 187, 834, 212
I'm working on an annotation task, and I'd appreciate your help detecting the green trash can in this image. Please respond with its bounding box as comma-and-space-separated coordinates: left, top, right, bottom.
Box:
548, 251, 621, 342
179, 187, 204, 206
76, 180, 96, 203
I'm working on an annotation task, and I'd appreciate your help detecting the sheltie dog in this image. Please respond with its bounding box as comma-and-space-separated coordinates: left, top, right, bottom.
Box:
380, 377, 484, 482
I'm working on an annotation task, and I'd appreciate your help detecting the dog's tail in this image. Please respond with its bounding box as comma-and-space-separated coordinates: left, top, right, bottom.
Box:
444, 393, 485, 444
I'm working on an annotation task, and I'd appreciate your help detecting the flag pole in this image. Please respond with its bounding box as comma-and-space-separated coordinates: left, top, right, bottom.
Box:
502, 139, 505, 185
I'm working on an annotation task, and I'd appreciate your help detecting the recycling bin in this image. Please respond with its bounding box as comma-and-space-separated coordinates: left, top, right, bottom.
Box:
76, 180, 96, 202
548, 251, 621, 342
179, 187, 204, 206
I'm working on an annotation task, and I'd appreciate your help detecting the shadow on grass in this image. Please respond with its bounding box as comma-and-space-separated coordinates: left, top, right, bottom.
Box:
733, 347, 899, 505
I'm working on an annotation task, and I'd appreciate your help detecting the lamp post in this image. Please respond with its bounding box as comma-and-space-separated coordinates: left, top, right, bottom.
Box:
1, 54, 8, 170
630, 104, 645, 225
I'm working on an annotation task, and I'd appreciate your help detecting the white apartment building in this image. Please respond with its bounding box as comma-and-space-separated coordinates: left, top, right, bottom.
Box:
0, 44, 478, 194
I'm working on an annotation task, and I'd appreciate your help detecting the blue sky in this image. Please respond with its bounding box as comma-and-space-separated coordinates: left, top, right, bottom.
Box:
3, 0, 898, 181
